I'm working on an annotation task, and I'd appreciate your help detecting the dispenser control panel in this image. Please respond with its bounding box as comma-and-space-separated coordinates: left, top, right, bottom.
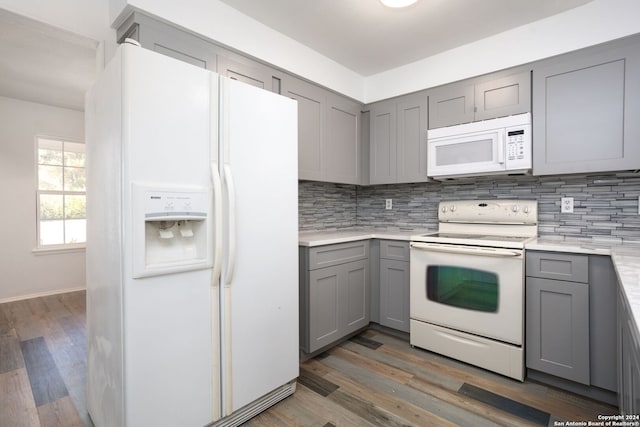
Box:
143, 190, 208, 220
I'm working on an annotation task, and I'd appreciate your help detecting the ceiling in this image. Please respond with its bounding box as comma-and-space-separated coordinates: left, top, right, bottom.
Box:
0, 1, 593, 111
219, 0, 593, 76
0, 9, 97, 111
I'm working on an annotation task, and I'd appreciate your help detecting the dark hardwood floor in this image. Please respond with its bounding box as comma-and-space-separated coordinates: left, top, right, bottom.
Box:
0, 290, 88, 426
0, 290, 618, 426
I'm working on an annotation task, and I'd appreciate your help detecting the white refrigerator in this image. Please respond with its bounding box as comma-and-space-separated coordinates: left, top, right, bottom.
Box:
85, 42, 299, 427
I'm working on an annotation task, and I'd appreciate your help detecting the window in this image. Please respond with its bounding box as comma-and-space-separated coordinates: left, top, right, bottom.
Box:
36, 137, 86, 248
426, 265, 498, 312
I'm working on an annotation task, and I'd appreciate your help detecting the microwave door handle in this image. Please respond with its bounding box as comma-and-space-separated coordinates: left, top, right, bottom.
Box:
497, 131, 505, 164
410, 242, 521, 258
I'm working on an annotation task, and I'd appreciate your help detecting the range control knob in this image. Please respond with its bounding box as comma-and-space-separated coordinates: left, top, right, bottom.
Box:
511, 205, 519, 213
441, 206, 447, 213
523, 206, 530, 214
450, 205, 456, 212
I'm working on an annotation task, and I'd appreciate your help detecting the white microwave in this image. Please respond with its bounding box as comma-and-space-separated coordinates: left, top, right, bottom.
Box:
427, 112, 531, 180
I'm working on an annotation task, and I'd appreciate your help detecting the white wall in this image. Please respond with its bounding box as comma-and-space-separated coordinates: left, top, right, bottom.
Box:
364, 0, 640, 102
108, 0, 640, 103
0, 0, 117, 66
0, 96, 86, 302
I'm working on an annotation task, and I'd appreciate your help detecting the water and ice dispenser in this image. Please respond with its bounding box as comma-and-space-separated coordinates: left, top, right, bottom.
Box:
132, 185, 212, 278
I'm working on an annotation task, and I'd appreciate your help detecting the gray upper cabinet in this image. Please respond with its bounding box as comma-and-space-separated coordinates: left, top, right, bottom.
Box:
369, 99, 396, 184
117, 12, 218, 70
369, 93, 428, 184
118, 11, 363, 184
283, 77, 362, 184
217, 55, 281, 93
428, 70, 530, 129
427, 83, 474, 129
325, 94, 362, 184
282, 77, 325, 181
532, 35, 640, 175
474, 72, 531, 121
397, 94, 429, 183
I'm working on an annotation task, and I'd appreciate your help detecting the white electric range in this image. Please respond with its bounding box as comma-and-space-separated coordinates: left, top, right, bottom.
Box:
409, 199, 538, 381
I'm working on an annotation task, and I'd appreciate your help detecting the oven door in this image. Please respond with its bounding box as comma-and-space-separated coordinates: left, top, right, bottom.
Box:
410, 242, 523, 345
427, 128, 505, 178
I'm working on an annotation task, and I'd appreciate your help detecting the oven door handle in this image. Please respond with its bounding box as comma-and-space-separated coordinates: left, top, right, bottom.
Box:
410, 242, 522, 258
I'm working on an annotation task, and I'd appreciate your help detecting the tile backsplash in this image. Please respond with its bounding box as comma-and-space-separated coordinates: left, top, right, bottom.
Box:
299, 171, 640, 243
298, 181, 357, 230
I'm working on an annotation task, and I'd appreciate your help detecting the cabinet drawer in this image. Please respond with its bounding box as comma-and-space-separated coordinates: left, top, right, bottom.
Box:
309, 240, 369, 270
380, 240, 410, 261
526, 251, 588, 283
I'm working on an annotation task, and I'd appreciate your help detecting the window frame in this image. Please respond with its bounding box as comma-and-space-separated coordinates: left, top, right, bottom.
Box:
35, 135, 86, 251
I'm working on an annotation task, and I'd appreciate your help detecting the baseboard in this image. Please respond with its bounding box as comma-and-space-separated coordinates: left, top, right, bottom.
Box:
0, 287, 86, 304
527, 369, 618, 406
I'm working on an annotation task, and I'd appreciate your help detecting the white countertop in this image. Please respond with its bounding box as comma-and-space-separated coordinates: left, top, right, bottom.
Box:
298, 228, 433, 247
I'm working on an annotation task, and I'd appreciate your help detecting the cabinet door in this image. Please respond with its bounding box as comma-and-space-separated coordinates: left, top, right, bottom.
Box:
342, 260, 370, 335
427, 83, 474, 129
526, 277, 590, 384
474, 71, 530, 121
379, 259, 410, 332
369, 100, 397, 184
589, 256, 618, 392
217, 55, 278, 92
118, 12, 218, 70
282, 77, 325, 181
396, 93, 428, 183
325, 94, 361, 184
308, 265, 341, 353
533, 40, 640, 175
619, 290, 640, 414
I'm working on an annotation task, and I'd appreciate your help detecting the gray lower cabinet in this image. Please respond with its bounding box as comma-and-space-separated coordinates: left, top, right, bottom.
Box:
369, 92, 428, 184
378, 240, 410, 332
532, 34, 640, 175
526, 276, 590, 384
300, 241, 370, 354
282, 77, 362, 185
619, 287, 640, 414
526, 251, 618, 397
427, 69, 530, 129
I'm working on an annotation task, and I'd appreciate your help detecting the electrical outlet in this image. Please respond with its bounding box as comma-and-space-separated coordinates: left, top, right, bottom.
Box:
385, 199, 393, 210
561, 197, 574, 213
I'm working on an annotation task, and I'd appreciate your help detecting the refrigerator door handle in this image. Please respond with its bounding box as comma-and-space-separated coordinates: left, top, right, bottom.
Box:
222, 163, 236, 415
211, 162, 223, 286
223, 164, 237, 286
